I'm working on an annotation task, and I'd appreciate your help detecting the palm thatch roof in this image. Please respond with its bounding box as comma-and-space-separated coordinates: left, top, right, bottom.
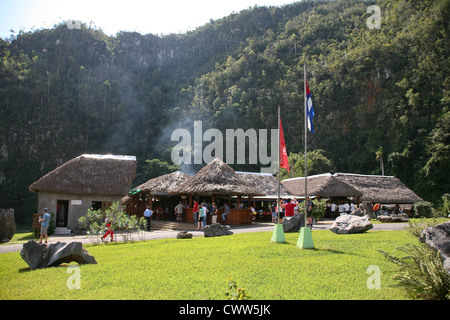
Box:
282, 173, 363, 199
236, 172, 294, 198
333, 172, 423, 204
131, 171, 191, 195
29, 154, 136, 196
170, 158, 265, 196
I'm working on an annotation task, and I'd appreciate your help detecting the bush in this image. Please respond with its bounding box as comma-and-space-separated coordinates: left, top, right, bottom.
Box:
297, 199, 326, 221
379, 244, 450, 300
407, 218, 442, 238
413, 201, 436, 218
78, 201, 146, 244
439, 193, 450, 217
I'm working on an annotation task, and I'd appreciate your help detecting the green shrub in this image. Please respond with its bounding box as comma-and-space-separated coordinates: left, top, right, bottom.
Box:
379, 244, 450, 300
413, 201, 436, 218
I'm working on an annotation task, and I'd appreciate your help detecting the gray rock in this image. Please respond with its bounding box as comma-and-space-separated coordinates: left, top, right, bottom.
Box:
20, 241, 97, 270
330, 214, 373, 234
350, 207, 364, 217
419, 221, 450, 273
282, 214, 305, 233
377, 213, 409, 223
0, 208, 16, 242
203, 223, 233, 237
177, 231, 193, 239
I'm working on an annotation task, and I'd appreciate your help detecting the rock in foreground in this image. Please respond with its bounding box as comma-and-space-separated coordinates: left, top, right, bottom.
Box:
20, 241, 97, 270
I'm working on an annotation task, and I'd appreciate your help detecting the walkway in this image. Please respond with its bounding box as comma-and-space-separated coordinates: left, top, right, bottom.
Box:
0, 219, 408, 254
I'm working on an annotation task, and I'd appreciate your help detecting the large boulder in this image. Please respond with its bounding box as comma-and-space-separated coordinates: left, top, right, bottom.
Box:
419, 221, 450, 273
282, 214, 305, 233
330, 214, 373, 234
0, 208, 16, 242
203, 223, 233, 237
20, 241, 97, 270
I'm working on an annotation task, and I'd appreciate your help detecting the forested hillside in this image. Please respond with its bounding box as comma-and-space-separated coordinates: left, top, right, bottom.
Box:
1, 0, 449, 223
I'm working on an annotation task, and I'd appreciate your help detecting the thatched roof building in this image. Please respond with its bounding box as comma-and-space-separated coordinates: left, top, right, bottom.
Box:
29, 154, 137, 196
282, 173, 363, 199
170, 158, 265, 196
333, 173, 423, 204
29, 154, 137, 234
131, 171, 190, 196
282, 172, 422, 204
236, 172, 294, 199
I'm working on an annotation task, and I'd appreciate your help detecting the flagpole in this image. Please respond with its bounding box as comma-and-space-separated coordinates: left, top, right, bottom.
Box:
297, 62, 314, 249
277, 105, 281, 225
304, 62, 308, 228
272, 105, 285, 243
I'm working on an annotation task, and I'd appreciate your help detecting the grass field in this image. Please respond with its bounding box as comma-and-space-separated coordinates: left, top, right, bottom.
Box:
0, 229, 419, 300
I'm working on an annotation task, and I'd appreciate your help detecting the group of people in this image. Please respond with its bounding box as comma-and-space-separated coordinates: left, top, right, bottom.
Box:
270, 197, 314, 229
330, 201, 356, 217
192, 200, 228, 230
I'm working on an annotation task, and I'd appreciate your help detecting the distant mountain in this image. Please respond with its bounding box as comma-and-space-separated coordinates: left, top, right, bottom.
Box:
1, 0, 449, 222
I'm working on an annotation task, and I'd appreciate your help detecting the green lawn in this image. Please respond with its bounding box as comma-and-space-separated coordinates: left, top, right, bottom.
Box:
0, 230, 418, 300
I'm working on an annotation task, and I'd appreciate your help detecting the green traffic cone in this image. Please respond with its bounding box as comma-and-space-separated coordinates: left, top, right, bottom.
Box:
271, 223, 286, 243
297, 226, 314, 249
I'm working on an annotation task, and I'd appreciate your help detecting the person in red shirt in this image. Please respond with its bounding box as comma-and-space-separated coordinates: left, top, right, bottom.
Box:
284, 198, 298, 217
193, 200, 199, 226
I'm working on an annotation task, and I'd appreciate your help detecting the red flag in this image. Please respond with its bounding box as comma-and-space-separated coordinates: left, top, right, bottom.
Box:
279, 117, 290, 172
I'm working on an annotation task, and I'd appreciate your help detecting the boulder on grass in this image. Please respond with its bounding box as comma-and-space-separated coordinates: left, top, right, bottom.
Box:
203, 223, 233, 237
0, 208, 16, 243
20, 241, 97, 270
282, 214, 305, 233
419, 221, 450, 273
177, 231, 193, 239
330, 214, 373, 234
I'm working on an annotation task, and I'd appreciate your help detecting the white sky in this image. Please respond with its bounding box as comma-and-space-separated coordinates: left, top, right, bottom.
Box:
0, 0, 297, 39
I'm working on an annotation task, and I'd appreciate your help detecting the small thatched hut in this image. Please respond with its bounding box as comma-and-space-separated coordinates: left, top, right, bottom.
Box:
29, 154, 136, 234
123, 171, 190, 218
170, 158, 265, 224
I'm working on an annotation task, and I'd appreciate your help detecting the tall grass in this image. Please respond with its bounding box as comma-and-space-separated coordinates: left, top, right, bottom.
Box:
0, 230, 418, 300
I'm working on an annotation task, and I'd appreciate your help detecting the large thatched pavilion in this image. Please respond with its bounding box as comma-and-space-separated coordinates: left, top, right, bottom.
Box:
122, 171, 190, 219
282, 172, 423, 217
29, 154, 136, 234
282, 173, 363, 200
170, 158, 265, 224
332, 173, 423, 204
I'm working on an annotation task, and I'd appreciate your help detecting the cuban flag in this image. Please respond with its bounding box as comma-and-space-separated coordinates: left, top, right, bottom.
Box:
306, 81, 315, 133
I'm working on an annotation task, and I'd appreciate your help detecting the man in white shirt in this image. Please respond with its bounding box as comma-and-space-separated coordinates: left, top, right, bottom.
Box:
143, 206, 153, 231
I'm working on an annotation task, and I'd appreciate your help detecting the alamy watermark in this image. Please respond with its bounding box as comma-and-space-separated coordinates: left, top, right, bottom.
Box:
67, 265, 81, 290
171, 121, 278, 173
366, 5, 381, 30
66, 20, 82, 30
366, 265, 381, 289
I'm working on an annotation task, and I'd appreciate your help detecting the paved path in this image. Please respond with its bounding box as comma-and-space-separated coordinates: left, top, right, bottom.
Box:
0, 220, 408, 254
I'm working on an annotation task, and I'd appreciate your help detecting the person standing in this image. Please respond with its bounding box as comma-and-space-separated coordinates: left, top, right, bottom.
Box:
175, 201, 185, 223
211, 203, 217, 224
143, 206, 153, 231
284, 198, 298, 218
193, 200, 199, 226
201, 202, 209, 229
306, 197, 314, 229
39, 208, 51, 244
